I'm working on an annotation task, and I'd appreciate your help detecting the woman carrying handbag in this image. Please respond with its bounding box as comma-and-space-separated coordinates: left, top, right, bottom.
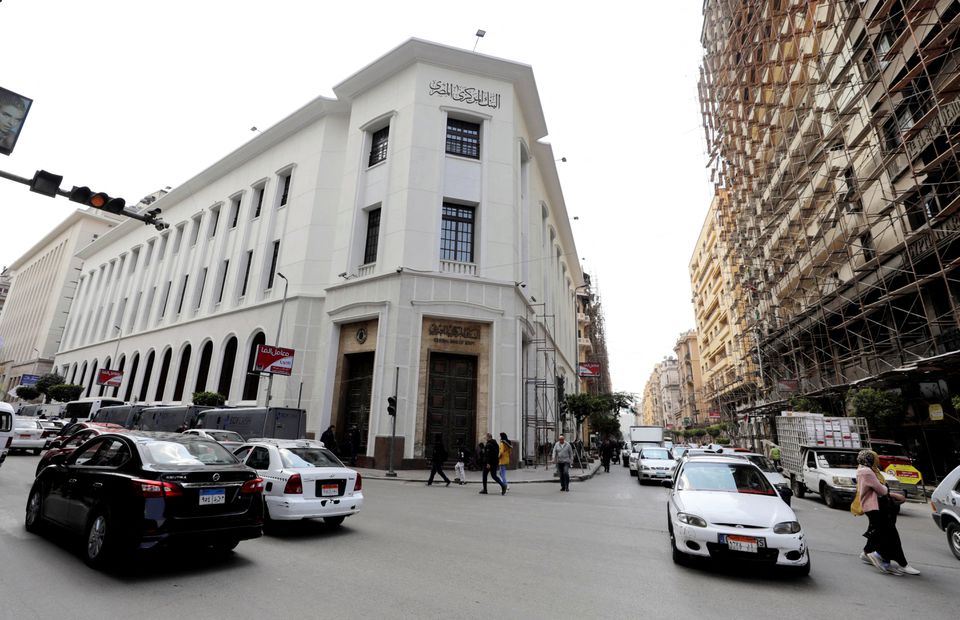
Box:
852, 449, 919, 575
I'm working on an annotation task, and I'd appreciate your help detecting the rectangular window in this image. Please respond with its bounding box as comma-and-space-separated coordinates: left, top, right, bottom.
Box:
279, 173, 291, 207
195, 268, 207, 309
177, 275, 189, 314
158, 283, 169, 318
128, 291, 141, 332
172, 224, 184, 254
209, 207, 220, 238
253, 186, 265, 218
369, 127, 389, 166
229, 196, 241, 228
440, 203, 475, 263
217, 259, 229, 303
157, 235, 168, 261
446, 118, 481, 159
363, 208, 381, 264
240, 250, 253, 297
190, 215, 202, 246
860, 232, 876, 262
266, 240, 280, 289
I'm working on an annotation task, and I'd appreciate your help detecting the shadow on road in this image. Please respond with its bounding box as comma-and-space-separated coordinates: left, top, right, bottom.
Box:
265, 519, 355, 540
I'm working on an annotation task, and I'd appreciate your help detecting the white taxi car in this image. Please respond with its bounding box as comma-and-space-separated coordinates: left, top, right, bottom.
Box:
11, 417, 46, 455
637, 446, 676, 484
234, 438, 363, 526
666, 455, 810, 575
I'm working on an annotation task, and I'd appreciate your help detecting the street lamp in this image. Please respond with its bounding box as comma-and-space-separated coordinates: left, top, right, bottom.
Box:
265, 272, 289, 407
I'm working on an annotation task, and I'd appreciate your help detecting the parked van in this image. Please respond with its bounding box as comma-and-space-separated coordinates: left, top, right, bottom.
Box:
0, 402, 14, 469
62, 397, 125, 421
91, 404, 156, 429
136, 405, 210, 432
17, 404, 42, 417
38, 403, 65, 419
195, 407, 307, 440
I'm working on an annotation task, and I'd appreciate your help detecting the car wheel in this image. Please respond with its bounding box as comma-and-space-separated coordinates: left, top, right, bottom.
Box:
947, 522, 960, 561
821, 483, 838, 509
791, 477, 806, 499
25, 487, 43, 534
325, 516, 346, 527
84, 509, 114, 568
668, 519, 688, 566
629, 470, 637, 477
32, 449, 42, 456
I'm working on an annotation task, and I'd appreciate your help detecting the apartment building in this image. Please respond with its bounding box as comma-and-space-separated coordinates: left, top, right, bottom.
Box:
0, 209, 120, 398
674, 329, 707, 428
53, 39, 583, 467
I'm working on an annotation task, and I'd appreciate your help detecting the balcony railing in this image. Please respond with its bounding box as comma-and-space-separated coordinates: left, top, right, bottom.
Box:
577, 312, 590, 323
357, 264, 375, 277
578, 337, 592, 349
440, 260, 477, 276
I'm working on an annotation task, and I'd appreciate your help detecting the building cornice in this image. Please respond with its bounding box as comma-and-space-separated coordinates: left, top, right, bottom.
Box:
9, 209, 120, 271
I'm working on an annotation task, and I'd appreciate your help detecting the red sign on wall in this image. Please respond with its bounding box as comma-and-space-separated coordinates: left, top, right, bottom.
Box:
578, 363, 601, 377
97, 369, 123, 387
254, 345, 295, 376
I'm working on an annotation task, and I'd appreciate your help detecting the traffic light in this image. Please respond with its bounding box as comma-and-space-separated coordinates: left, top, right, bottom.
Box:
68, 185, 126, 214
387, 396, 397, 417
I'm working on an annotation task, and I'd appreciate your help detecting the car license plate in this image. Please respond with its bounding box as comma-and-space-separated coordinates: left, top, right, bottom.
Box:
321, 483, 339, 497
199, 488, 225, 505
723, 534, 758, 553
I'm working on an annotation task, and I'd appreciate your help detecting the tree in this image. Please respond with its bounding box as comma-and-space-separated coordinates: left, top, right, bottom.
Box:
564, 393, 598, 428
192, 391, 226, 407
588, 409, 622, 439
35, 372, 65, 403
789, 395, 823, 413
847, 388, 904, 436
47, 384, 84, 403
16, 385, 40, 401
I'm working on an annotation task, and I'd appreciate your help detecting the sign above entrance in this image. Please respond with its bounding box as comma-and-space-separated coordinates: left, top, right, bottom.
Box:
429, 323, 480, 346
428, 80, 501, 109
96, 369, 123, 387
578, 363, 601, 377
254, 345, 295, 376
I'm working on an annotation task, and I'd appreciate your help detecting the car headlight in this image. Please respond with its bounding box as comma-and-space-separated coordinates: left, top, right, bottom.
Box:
773, 521, 802, 534
677, 512, 707, 528
832, 476, 856, 487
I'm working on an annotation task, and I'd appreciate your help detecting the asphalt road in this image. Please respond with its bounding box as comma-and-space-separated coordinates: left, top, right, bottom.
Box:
0, 453, 955, 619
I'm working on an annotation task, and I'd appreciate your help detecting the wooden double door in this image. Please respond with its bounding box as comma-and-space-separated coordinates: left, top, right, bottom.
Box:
426, 353, 477, 458
340, 352, 374, 455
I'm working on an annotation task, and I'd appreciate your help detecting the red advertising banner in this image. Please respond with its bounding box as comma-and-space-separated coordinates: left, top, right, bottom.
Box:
708, 411, 722, 420
578, 362, 601, 377
97, 369, 123, 387
254, 345, 295, 376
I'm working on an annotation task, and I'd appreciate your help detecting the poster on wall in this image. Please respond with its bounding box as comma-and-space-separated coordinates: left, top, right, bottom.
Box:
254, 345, 295, 376
96, 369, 123, 387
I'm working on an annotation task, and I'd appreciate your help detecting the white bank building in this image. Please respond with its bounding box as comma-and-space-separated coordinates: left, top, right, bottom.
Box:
54, 39, 582, 467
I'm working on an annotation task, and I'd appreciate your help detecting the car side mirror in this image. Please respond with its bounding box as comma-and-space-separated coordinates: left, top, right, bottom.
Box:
661, 479, 673, 488
48, 439, 62, 450
778, 487, 793, 503
776, 465, 784, 473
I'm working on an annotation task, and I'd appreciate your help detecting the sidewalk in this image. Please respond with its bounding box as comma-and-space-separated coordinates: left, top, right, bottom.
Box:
356, 460, 602, 484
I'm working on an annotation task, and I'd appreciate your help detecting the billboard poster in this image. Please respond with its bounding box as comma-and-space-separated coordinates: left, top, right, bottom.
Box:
96, 369, 123, 387
0, 87, 32, 156
20, 374, 40, 386
578, 362, 601, 377
254, 345, 295, 376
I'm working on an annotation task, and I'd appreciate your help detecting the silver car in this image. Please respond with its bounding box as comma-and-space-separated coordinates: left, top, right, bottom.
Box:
931, 464, 960, 561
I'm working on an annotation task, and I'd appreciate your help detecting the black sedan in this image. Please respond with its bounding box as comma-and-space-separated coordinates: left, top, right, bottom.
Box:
25, 432, 264, 568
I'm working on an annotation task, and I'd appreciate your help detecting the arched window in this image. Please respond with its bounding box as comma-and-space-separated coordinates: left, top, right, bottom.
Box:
99, 357, 111, 396
77, 361, 87, 390
195, 341, 213, 394
154, 348, 173, 402
86, 359, 99, 397
69, 362, 78, 384
218, 336, 238, 400
173, 344, 192, 402
125, 354, 140, 402
242, 332, 266, 401
113, 356, 126, 398
139, 351, 155, 402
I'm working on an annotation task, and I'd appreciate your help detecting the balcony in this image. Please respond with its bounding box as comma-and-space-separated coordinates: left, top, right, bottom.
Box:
578, 337, 592, 349
577, 312, 590, 324
440, 260, 476, 276
357, 264, 375, 277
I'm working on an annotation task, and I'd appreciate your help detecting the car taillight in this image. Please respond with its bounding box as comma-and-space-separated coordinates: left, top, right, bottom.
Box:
283, 473, 303, 495
133, 478, 183, 498
241, 477, 264, 494
354, 472, 362, 492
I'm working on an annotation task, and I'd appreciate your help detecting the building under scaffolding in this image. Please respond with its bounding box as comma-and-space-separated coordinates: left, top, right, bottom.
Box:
697, 0, 960, 479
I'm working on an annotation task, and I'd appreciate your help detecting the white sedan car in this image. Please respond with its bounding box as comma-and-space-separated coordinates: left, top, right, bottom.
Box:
234, 438, 363, 526
637, 446, 676, 484
11, 417, 46, 455
182, 428, 246, 451
667, 455, 811, 575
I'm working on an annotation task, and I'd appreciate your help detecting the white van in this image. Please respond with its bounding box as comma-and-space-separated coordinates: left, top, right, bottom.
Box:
62, 397, 125, 422
0, 402, 15, 469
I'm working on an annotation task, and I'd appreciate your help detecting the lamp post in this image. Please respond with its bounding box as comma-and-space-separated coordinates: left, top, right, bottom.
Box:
265, 272, 288, 407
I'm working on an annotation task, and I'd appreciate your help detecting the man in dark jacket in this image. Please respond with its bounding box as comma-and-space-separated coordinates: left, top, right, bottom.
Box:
480, 433, 506, 495
426, 433, 451, 486
600, 438, 615, 473
320, 425, 338, 454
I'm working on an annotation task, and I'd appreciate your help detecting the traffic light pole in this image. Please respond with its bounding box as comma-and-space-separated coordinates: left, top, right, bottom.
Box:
0, 167, 169, 230
386, 366, 398, 478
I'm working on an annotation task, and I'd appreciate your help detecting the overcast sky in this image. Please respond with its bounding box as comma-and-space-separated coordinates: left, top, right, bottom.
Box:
0, 0, 714, 394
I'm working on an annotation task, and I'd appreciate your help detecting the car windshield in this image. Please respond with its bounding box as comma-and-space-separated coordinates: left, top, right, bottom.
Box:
280, 447, 344, 469
206, 430, 244, 443
641, 449, 671, 460
872, 443, 907, 457
14, 418, 38, 429
746, 455, 776, 472
141, 440, 238, 467
817, 451, 858, 469
678, 463, 776, 495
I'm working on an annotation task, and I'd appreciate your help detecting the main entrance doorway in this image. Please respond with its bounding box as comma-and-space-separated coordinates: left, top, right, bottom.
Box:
426, 353, 477, 458
339, 352, 374, 456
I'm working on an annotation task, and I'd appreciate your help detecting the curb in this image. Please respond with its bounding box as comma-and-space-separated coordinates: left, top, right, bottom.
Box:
359, 462, 603, 484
